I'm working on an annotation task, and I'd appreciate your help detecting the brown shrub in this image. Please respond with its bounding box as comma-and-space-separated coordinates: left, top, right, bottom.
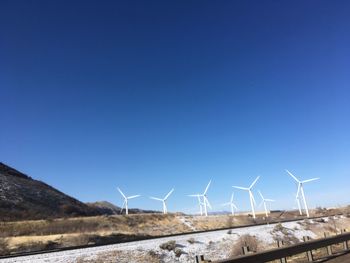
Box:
187, 237, 196, 244
174, 247, 183, 257
303, 219, 312, 230
276, 233, 299, 246
274, 223, 284, 231
159, 240, 176, 251
230, 234, 259, 257
272, 223, 299, 245
315, 207, 327, 215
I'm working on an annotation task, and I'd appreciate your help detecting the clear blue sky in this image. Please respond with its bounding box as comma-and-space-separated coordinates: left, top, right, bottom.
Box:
1, 1, 350, 213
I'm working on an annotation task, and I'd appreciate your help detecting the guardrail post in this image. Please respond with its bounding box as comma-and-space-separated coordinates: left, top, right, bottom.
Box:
341, 229, 349, 250
303, 236, 314, 262
195, 255, 211, 263
277, 240, 287, 263
324, 232, 332, 255
195, 255, 204, 263
242, 245, 250, 255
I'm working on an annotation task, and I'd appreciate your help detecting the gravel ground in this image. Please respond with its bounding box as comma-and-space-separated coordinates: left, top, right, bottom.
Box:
0, 219, 322, 263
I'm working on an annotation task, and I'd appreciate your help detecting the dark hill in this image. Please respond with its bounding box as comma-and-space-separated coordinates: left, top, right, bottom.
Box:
0, 162, 104, 221
0, 163, 158, 221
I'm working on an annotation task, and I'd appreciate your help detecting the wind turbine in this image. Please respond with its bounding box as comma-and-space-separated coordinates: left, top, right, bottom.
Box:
150, 188, 174, 214
188, 194, 204, 215
200, 180, 212, 216
222, 192, 238, 215
258, 190, 275, 217
233, 176, 260, 219
117, 187, 140, 215
188, 180, 212, 216
286, 170, 319, 218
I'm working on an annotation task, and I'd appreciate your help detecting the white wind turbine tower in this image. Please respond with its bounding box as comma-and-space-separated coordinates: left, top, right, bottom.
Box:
150, 188, 174, 214
286, 170, 319, 218
258, 190, 275, 217
188, 180, 212, 216
200, 180, 212, 216
222, 192, 238, 215
295, 196, 303, 215
117, 187, 140, 215
188, 194, 204, 215
233, 176, 260, 219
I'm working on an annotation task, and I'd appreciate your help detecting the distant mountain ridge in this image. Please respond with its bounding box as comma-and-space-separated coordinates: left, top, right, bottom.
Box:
0, 162, 156, 221
86, 201, 159, 215
86, 201, 122, 214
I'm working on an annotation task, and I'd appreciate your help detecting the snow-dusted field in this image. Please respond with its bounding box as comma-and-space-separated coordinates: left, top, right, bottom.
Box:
0, 218, 322, 263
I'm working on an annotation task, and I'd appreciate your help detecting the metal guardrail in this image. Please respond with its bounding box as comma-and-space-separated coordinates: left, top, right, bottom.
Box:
197, 229, 350, 263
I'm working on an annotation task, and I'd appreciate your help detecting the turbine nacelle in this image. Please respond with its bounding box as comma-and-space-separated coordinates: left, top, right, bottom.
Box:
149, 188, 174, 214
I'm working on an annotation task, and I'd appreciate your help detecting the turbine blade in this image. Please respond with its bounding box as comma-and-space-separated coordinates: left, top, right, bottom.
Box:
258, 190, 264, 200
250, 191, 256, 205
204, 196, 212, 209
232, 203, 238, 209
286, 170, 300, 183
188, 194, 200, 197
117, 187, 126, 199
265, 199, 275, 202
249, 176, 260, 189
232, 186, 249, 191
258, 200, 264, 208
120, 201, 126, 213
296, 183, 301, 199
164, 188, 174, 200
150, 197, 163, 201
197, 195, 204, 205
302, 178, 320, 183
127, 195, 140, 199
204, 180, 211, 195
230, 192, 234, 203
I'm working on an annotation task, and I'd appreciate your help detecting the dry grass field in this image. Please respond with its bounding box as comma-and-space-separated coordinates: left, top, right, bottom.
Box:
0, 207, 349, 257
0, 213, 266, 254
0, 214, 188, 255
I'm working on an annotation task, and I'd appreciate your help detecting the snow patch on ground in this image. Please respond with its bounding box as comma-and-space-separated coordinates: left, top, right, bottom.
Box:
178, 217, 196, 231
